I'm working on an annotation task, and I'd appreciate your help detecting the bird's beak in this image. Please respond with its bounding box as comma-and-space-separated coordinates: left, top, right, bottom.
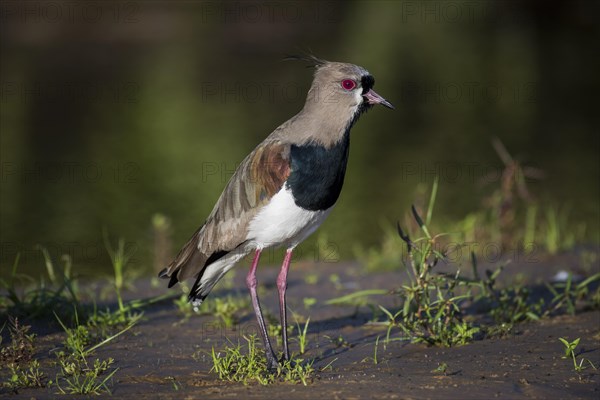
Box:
363, 89, 394, 109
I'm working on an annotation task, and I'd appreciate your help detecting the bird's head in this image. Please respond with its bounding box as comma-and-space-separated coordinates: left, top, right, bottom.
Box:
289, 55, 394, 119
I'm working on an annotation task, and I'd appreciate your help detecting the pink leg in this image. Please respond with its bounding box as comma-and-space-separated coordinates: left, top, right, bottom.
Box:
246, 249, 278, 370
277, 249, 293, 361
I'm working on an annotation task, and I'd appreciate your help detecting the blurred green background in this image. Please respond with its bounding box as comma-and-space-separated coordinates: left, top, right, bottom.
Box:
1, 0, 598, 277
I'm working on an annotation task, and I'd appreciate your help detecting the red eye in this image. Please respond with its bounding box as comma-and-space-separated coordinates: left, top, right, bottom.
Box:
341, 79, 356, 91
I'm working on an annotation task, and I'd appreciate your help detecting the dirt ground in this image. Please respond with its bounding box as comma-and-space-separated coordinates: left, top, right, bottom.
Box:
2, 253, 600, 399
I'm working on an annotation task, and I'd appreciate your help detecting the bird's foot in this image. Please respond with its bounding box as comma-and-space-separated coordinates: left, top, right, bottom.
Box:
266, 356, 280, 373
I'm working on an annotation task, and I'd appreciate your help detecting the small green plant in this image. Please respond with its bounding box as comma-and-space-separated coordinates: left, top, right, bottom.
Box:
0, 252, 84, 324
86, 304, 143, 338
324, 334, 350, 349
55, 355, 117, 395
165, 376, 181, 391
360, 337, 384, 365
488, 283, 544, 324
304, 273, 319, 285
282, 359, 314, 386
172, 282, 196, 320
339, 180, 485, 347
51, 310, 138, 395
329, 273, 342, 290
431, 362, 449, 375
174, 292, 196, 319
0, 318, 46, 393
3, 360, 45, 392
302, 297, 317, 310
559, 337, 597, 373
547, 273, 600, 316
210, 335, 267, 385
373, 335, 380, 365
210, 335, 313, 385
1, 245, 154, 333
54, 311, 139, 360
461, 254, 599, 326
175, 289, 249, 328
333, 178, 599, 351
378, 306, 403, 343
103, 232, 138, 317
294, 316, 310, 355
211, 296, 248, 328
388, 183, 480, 346
0, 317, 35, 364
265, 313, 294, 348
319, 358, 337, 372
0, 235, 166, 396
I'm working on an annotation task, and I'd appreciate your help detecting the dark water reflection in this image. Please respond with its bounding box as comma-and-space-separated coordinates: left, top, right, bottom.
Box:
1, 1, 598, 276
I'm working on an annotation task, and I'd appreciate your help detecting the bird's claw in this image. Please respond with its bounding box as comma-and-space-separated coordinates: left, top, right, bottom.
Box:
266, 356, 280, 373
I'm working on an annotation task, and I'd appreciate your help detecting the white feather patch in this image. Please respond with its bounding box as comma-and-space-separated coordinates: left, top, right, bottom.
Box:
247, 186, 332, 249
195, 250, 248, 299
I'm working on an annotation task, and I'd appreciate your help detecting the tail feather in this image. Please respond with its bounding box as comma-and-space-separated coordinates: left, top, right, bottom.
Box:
158, 267, 169, 279
159, 226, 206, 287
161, 228, 240, 305
158, 267, 181, 288
167, 274, 179, 288
162, 226, 250, 307
188, 249, 230, 301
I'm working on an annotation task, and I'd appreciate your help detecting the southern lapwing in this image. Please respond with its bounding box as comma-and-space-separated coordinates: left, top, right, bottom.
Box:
159, 56, 393, 370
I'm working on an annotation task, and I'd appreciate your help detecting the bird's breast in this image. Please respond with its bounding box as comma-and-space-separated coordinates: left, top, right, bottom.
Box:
246, 186, 332, 250
285, 132, 350, 211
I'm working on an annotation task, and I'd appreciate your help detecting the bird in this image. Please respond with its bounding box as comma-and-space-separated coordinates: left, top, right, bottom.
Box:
159, 55, 393, 370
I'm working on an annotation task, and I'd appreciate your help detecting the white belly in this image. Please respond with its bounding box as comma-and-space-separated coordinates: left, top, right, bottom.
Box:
246, 186, 332, 250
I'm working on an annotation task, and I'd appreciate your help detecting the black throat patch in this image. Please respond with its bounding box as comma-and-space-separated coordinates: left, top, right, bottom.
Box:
285, 131, 351, 211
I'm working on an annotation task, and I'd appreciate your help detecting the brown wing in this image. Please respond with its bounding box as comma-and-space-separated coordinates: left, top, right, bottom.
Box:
159, 140, 291, 285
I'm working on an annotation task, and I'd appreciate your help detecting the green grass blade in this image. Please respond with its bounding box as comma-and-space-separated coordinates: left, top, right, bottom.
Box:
325, 289, 389, 305
426, 176, 439, 226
